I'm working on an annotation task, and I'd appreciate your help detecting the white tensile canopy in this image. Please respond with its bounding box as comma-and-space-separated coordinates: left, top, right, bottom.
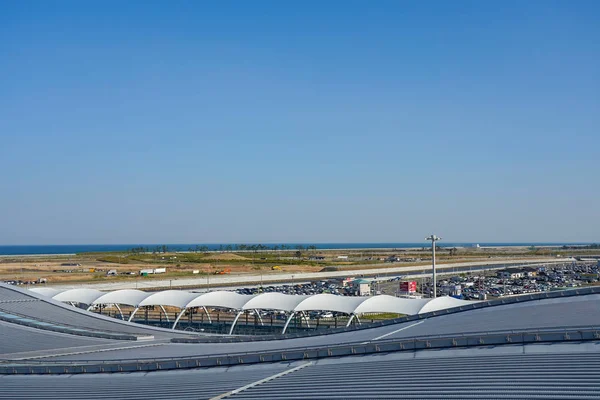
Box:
31, 288, 477, 333
52, 288, 105, 305
29, 287, 65, 297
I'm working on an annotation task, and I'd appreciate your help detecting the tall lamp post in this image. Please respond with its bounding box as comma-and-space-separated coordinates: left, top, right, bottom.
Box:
425, 235, 442, 298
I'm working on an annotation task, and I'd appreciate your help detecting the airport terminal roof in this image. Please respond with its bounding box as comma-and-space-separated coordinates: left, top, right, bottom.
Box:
3, 349, 600, 400
30, 287, 476, 316
4, 283, 600, 399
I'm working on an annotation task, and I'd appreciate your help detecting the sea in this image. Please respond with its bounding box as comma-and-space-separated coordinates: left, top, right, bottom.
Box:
0, 243, 592, 256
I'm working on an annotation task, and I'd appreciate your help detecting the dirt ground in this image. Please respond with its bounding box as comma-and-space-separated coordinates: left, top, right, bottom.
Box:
0, 245, 579, 286
0, 257, 324, 285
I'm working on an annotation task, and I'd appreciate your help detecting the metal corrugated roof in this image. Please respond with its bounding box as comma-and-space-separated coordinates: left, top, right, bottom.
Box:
1, 351, 599, 399
0, 320, 112, 355
0, 363, 291, 400
1, 282, 600, 399
229, 352, 600, 399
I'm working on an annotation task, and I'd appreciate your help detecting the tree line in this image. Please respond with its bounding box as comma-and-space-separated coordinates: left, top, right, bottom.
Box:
190, 244, 319, 253
128, 244, 319, 254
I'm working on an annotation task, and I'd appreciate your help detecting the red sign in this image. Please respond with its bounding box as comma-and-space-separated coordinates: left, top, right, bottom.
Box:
400, 281, 417, 293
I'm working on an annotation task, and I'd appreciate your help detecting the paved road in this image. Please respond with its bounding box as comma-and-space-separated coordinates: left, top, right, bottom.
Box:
48, 258, 568, 291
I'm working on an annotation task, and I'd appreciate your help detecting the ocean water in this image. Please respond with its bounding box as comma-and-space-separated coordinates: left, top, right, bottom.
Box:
0, 243, 591, 256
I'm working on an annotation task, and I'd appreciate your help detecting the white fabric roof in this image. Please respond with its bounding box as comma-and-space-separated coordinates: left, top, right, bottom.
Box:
52, 288, 105, 305
30, 287, 478, 315
294, 294, 368, 314
29, 287, 64, 297
354, 295, 430, 315
138, 290, 200, 309
187, 291, 254, 310
92, 290, 152, 307
418, 296, 473, 314
242, 293, 310, 311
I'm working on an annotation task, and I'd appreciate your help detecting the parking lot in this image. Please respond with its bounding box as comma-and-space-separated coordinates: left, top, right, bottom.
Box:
458, 261, 599, 300
235, 280, 346, 296
231, 261, 600, 302
374, 260, 600, 300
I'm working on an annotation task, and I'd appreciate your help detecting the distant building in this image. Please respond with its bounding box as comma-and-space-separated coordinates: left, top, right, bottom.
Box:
349, 279, 371, 296
399, 281, 417, 294
522, 267, 538, 277
341, 277, 354, 287
140, 268, 167, 276
358, 283, 371, 296
497, 268, 524, 279
441, 284, 462, 297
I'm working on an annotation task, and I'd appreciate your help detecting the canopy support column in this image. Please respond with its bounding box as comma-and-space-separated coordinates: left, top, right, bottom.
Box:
356, 315, 362, 325
202, 306, 212, 323
159, 305, 170, 323
301, 311, 311, 328
282, 312, 296, 334
115, 304, 125, 320
255, 309, 264, 326
128, 307, 140, 322
346, 314, 356, 327
229, 311, 244, 335
172, 308, 187, 330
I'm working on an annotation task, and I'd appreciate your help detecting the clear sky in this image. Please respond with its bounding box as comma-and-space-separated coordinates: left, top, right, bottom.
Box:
1, 1, 598, 245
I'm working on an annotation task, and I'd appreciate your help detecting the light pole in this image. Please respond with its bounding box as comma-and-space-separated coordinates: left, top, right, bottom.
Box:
425, 234, 441, 298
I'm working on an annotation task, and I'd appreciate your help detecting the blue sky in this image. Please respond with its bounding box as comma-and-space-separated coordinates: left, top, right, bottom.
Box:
1, 1, 598, 244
